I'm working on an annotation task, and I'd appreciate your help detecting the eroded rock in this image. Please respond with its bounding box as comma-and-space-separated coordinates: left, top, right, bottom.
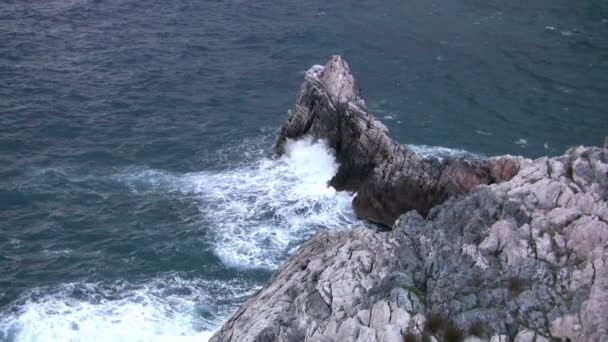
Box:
275, 56, 519, 227
210, 56, 608, 342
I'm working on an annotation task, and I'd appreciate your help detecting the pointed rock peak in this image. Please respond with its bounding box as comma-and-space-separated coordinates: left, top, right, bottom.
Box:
312, 55, 363, 106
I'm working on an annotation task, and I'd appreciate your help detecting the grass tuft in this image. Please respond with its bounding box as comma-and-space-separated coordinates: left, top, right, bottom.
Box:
404, 331, 418, 342
468, 320, 484, 337
444, 320, 464, 342
508, 277, 524, 295
423, 313, 464, 342
424, 313, 444, 334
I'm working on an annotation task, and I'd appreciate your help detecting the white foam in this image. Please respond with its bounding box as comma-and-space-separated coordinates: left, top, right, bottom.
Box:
475, 130, 492, 136
0, 275, 256, 342
406, 144, 480, 160
514, 138, 528, 147
115, 137, 359, 269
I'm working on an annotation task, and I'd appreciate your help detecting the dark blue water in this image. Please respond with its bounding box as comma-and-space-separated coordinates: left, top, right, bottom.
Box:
1, 0, 607, 340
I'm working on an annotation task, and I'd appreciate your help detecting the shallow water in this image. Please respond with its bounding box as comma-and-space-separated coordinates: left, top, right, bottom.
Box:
1, 0, 607, 340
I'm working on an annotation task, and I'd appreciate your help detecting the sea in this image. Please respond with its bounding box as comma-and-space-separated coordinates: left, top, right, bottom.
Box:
1, 0, 607, 340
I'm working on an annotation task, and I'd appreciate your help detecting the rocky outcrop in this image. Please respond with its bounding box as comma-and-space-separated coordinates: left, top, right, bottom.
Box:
275, 56, 519, 227
210, 57, 608, 342
211, 143, 608, 342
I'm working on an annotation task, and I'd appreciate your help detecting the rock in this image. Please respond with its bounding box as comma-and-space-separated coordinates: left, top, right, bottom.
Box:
210, 229, 401, 342
357, 326, 377, 342
211, 143, 608, 342
210, 57, 608, 342
464, 337, 484, 342
370, 301, 391, 329
376, 325, 403, 342
356, 309, 371, 327
546, 207, 581, 229
490, 335, 510, 342
513, 330, 549, 342
336, 318, 361, 342
490, 156, 521, 182
573, 157, 595, 189
389, 307, 411, 331
275, 55, 518, 227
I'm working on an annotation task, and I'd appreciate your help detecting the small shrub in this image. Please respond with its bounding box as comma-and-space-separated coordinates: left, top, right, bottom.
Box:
404, 331, 418, 342
423, 313, 464, 342
468, 320, 484, 337
443, 320, 464, 342
421, 333, 433, 342
508, 277, 524, 295
471, 274, 483, 288
424, 313, 444, 334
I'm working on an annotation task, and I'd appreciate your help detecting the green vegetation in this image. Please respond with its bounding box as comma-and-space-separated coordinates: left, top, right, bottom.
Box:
423, 313, 465, 342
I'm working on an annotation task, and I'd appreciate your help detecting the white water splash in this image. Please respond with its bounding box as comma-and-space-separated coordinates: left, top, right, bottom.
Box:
0, 276, 256, 342
406, 144, 481, 160
514, 138, 528, 147
2, 137, 360, 342
115, 137, 359, 269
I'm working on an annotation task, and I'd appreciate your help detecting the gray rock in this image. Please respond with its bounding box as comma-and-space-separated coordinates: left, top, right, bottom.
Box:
336, 318, 361, 342
376, 325, 403, 342
490, 335, 510, 342
275, 55, 518, 227
210, 229, 400, 342
547, 207, 581, 229
356, 309, 371, 327
370, 301, 391, 330
357, 326, 377, 342
513, 329, 549, 342
210, 57, 608, 342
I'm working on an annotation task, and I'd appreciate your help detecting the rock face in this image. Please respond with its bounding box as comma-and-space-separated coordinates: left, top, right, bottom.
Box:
211, 144, 608, 342
275, 56, 519, 227
210, 57, 608, 342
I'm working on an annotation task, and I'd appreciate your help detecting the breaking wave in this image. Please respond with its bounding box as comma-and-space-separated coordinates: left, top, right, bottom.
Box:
0, 275, 257, 342
115, 137, 360, 269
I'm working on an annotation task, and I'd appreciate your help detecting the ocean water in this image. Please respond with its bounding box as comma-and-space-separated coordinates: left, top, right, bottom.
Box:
1, 0, 607, 340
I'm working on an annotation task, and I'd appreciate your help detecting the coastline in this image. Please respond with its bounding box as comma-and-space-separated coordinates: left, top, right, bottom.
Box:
210, 57, 608, 342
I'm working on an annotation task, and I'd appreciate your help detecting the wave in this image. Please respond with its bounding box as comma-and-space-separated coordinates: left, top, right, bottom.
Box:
114, 137, 360, 269
406, 144, 481, 160
1, 137, 359, 341
0, 275, 257, 342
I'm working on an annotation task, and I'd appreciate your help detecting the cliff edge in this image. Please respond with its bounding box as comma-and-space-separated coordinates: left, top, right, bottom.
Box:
210, 57, 608, 342
276, 56, 518, 227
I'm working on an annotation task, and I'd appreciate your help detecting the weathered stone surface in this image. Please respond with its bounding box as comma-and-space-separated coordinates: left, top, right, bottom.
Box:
210, 58, 608, 342
275, 55, 519, 227
211, 143, 608, 342
210, 228, 402, 342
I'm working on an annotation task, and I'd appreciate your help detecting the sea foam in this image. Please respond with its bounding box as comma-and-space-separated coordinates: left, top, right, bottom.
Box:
0, 137, 360, 341
115, 137, 360, 269
0, 275, 256, 342
406, 144, 481, 160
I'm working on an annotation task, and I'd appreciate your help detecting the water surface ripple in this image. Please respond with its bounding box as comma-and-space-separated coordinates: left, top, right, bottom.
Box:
1, 0, 607, 340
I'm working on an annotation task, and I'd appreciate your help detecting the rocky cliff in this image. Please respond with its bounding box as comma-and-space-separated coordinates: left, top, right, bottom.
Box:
275, 56, 518, 227
210, 57, 608, 342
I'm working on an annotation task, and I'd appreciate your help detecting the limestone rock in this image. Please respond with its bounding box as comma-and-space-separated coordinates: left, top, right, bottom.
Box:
210, 57, 608, 342
275, 55, 519, 227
